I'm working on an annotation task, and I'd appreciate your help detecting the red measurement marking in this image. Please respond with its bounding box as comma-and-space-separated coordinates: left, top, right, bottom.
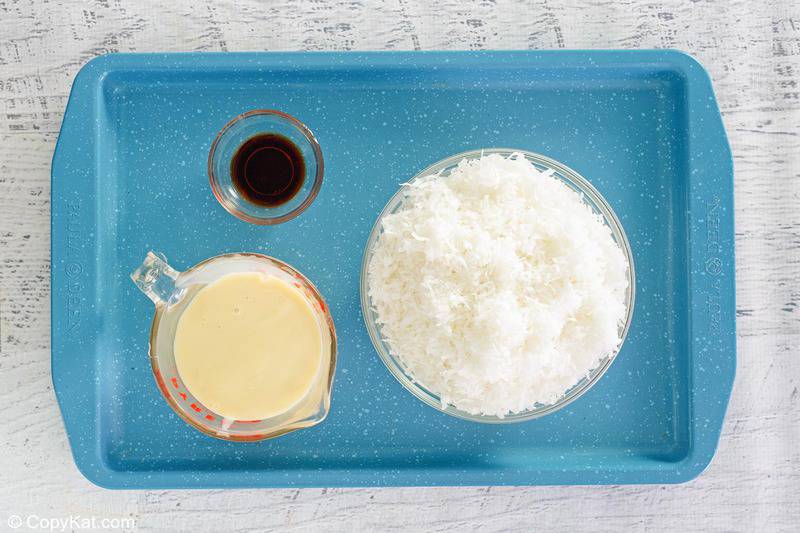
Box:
205, 414, 215, 421
153, 368, 167, 389
190, 403, 202, 412
170, 377, 179, 389
237, 420, 262, 424
179, 392, 187, 400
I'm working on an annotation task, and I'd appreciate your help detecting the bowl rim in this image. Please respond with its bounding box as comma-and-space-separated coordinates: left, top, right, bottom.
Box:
207, 109, 325, 225
360, 148, 636, 423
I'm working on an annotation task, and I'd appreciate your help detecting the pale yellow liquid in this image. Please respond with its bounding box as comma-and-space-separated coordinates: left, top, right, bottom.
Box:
173, 272, 323, 421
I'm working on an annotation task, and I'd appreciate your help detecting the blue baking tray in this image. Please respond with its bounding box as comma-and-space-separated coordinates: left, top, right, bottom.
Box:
51, 51, 735, 488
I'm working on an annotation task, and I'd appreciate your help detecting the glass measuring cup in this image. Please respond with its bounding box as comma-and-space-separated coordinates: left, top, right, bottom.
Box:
130, 251, 337, 441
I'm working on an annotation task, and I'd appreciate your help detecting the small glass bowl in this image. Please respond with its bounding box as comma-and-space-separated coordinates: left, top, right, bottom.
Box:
360, 148, 636, 423
208, 110, 324, 225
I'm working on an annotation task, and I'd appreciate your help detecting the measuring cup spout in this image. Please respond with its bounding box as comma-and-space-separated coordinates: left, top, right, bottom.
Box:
130, 251, 179, 305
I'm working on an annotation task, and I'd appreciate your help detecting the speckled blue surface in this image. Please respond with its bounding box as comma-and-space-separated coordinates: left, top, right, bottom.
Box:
51, 51, 735, 489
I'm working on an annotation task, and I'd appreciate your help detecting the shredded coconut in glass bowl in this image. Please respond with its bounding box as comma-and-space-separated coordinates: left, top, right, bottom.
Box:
365, 150, 632, 419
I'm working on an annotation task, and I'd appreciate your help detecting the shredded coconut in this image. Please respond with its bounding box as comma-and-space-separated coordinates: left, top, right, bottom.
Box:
367, 152, 629, 417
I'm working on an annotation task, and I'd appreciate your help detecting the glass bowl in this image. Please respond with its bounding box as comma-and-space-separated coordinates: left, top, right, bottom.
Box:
360, 148, 636, 423
208, 110, 324, 225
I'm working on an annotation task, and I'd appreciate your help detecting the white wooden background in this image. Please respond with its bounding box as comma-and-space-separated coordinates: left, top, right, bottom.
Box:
1, 0, 798, 531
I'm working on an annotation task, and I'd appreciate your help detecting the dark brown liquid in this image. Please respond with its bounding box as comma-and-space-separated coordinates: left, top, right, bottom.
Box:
231, 134, 305, 207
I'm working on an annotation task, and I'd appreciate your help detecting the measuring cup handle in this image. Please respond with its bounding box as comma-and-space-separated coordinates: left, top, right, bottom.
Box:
130, 251, 180, 305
